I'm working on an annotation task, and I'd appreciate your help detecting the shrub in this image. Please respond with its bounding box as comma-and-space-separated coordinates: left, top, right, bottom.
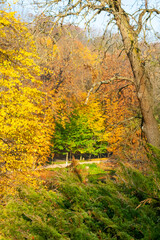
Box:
0, 148, 160, 239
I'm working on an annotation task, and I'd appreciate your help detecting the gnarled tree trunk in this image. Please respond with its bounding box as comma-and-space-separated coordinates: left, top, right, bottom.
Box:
112, 3, 160, 147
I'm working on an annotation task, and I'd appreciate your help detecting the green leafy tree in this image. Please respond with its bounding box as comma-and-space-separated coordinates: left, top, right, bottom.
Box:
51, 98, 108, 158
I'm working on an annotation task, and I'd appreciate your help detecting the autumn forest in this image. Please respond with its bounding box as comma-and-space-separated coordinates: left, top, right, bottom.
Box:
0, 0, 160, 239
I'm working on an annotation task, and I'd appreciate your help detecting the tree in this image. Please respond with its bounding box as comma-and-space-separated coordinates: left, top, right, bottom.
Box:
34, 24, 101, 126
34, 24, 99, 99
0, 11, 53, 195
51, 97, 108, 159
35, 0, 160, 148
35, 25, 137, 156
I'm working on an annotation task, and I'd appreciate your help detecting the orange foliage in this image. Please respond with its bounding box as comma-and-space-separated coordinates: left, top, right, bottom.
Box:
36, 26, 142, 159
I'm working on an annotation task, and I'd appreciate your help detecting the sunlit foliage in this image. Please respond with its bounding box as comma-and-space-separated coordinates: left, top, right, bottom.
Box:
51, 96, 108, 157
0, 11, 53, 195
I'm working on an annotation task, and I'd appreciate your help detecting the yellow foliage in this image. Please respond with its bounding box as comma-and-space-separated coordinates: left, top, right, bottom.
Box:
74, 41, 98, 66
0, 11, 53, 197
103, 96, 128, 152
73, 41, 99, 82
52, 44, 60, 59
79, 97, 106, 139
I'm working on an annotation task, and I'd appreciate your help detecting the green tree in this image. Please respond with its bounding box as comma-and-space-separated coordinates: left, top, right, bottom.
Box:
51, 98, 108, 158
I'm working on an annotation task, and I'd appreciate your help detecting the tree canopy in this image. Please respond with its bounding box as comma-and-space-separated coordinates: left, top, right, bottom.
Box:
31, 0, 160, 147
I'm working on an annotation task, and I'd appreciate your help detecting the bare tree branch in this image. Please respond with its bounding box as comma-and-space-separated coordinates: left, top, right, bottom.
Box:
0, 136, 15, 146
136, 8, 160, 34
85, 76, 134, 104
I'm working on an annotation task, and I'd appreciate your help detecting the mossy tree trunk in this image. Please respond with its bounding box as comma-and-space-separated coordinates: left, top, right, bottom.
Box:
111, 2, 160, 147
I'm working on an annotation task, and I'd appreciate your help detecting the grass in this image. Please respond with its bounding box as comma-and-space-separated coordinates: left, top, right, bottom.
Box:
77, 163, 106, 174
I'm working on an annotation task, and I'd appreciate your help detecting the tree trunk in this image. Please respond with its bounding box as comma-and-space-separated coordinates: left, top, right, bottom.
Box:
113, 5, 160, 147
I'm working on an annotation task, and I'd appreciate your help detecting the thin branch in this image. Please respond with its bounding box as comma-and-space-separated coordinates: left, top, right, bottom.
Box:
85, 76, 134, 104
0, 137, 14, 145
136, 8, 160, 35
145, 0, 148, 9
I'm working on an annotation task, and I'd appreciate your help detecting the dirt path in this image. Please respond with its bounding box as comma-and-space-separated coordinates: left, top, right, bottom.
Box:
41, 159, 114, 169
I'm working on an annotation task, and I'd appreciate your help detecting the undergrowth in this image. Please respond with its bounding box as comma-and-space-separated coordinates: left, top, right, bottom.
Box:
0, 147, 160, 240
